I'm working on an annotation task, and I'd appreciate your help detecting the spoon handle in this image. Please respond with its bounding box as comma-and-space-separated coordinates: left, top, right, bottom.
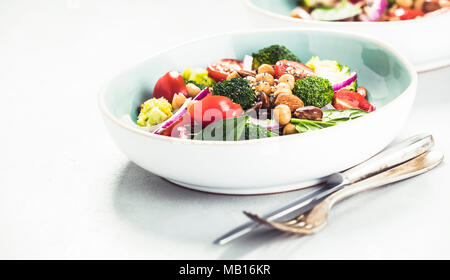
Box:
326, 149, 444, 208
342, 134, 434, 184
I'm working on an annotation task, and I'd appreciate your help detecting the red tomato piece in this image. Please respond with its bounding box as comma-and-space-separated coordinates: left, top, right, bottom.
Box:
188, 95, 242, 127
333, 89, 376, 112
390, 8, 425, 20
274, 60, 316, 80
153, 70, 188, 103
207, 59, 244, 82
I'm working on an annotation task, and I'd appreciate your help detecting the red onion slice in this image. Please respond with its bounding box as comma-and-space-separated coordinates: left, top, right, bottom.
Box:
358, 0, 387, 22
321, 104, 336, 111
154, 87, 210, 135
192, 87, 210, 101
332, 71, 357, 91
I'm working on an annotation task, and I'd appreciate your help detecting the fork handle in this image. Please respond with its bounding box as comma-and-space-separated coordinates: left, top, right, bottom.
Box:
325, 150, 443, 207
342, 134, 434, 184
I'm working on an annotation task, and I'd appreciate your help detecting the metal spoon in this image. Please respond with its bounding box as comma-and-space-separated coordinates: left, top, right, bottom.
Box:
245, 149, 444, 235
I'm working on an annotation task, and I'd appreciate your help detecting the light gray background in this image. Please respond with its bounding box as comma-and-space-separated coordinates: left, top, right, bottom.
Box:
1, 0, 449, 259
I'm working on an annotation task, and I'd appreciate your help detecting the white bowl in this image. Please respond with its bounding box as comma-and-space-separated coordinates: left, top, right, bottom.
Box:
99, 29, 417, 195
243, 0, 450, 72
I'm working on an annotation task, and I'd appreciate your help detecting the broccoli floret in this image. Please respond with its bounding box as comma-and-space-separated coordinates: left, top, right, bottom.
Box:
252, 45, 300, 69
293, 76, 334, 108
212, 77, 256, 110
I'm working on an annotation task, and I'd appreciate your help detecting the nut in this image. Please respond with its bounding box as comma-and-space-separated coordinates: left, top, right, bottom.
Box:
237, 69, 255, 77
278, 74, 295, 90
293, 106, 323, 121
255, 73, 275, 86
257, 64, 275, 76
186, 83, 201, 98
245, 101, 262, 117
260, 92, 269, 109
226, 71, 240, 80
273, 104, 291, 126
172, 93, 187, 110
274, 93, 304, 112
283, 123, 298, 135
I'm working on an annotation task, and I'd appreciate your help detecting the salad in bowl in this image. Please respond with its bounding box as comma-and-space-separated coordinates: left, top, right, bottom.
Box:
244, 0, 450, 71
289, 0, 450, 22
99, 29, 416, 194
135, 44, 375, 141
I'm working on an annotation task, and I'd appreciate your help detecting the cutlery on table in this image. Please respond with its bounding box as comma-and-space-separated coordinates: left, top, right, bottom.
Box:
245, 149, 444, 235
215, 134, 434, 245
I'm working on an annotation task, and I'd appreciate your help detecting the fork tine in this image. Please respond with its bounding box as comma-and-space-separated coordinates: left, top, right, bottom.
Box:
243, 211, 311, 235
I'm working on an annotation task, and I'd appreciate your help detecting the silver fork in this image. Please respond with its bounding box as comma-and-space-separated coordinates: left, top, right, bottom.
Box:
215, 134, 434, 245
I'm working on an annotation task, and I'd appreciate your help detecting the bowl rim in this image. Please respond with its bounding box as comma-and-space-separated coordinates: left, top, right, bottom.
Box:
242, 0, 450, 26
98, 28, 417, 146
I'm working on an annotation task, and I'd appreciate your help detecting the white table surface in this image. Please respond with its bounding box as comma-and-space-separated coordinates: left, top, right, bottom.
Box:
1, 0, 449, 260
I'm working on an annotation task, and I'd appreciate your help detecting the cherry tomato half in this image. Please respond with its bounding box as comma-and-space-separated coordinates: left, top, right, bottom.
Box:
153, 71, 188, 103
333, 89, 376, 112
390, 8, 425, 21
274, 60, 316, 80
188, 95, 242, 127
207, 59, 244, 82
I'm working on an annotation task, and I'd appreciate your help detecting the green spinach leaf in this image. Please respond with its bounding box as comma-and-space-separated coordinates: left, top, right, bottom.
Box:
311, 0, 362, 21
322, 109, 368, 124
243, 123, 279, 140
291, 108, 368, 133
291, 118, 336, 133
194, 115, 248, 141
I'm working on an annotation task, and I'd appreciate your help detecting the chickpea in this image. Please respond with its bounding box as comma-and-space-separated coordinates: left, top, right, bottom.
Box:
255, 81, 271, 94
255, 73, 275, 86
396, 0, 413, 8
172, 93, 187, 110
278, 74, 295, 90
274, 88, 292, 97
440, 0, 450, 8
283, 123, 297, 135
186, 83, 201, 98
226, 71, 240, 80
257, 64, 275, 76
276, 82, 291, 92
273, 104, 291, 126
